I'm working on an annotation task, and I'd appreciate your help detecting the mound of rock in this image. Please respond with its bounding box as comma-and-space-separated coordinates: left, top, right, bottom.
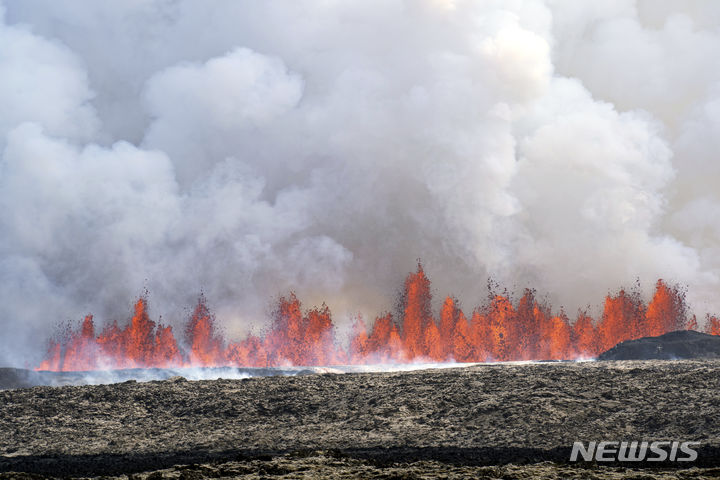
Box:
598, 330, 720, 360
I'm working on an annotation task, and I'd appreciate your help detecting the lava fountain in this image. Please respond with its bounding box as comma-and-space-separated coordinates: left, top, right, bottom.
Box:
37, 264, 718, 372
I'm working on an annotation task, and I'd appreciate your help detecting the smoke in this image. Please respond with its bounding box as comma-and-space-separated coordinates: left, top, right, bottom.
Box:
1, 0, 720, 367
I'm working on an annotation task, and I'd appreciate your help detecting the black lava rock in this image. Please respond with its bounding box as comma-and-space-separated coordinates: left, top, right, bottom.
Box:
598, 330, 720, 360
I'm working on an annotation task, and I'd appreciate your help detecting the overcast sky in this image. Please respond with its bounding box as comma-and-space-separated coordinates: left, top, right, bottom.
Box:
2, 0, 720, 366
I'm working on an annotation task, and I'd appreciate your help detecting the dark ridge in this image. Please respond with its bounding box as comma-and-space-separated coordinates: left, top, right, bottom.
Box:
0, 368, 43, 390
598, 330, 720, 360
4, 446, 720, 476
0, 367, 316, 390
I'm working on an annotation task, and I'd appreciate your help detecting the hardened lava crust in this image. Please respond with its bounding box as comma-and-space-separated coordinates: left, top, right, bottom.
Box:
1, 361, 720, 479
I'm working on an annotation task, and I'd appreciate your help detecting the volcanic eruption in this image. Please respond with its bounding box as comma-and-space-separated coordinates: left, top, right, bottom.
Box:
2, 1, 720, 376
37, 263, 719, 372
5, 3, 720, 479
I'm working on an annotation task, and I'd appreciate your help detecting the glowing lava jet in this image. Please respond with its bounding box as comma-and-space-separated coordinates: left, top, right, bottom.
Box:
38, 264, 714, 371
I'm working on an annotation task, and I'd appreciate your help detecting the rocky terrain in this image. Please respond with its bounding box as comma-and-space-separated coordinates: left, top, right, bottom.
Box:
1, 360, 719, 478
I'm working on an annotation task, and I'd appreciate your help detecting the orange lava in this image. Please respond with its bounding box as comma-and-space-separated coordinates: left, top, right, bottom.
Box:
37, 264, 716, 371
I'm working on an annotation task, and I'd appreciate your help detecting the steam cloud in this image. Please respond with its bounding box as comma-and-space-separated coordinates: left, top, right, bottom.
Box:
1, 0, 720, 367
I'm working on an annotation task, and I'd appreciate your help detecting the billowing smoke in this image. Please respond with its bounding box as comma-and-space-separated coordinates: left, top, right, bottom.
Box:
1, 0, 720, 367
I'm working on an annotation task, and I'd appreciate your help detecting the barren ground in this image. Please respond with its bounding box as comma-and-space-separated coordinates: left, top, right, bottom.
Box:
1, 360, 720, 479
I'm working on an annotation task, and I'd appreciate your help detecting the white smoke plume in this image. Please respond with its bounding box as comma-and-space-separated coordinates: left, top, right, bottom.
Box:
1, 0, 720, 367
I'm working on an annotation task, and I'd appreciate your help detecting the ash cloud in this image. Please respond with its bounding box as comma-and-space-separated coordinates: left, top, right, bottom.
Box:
1, 0, 719, 366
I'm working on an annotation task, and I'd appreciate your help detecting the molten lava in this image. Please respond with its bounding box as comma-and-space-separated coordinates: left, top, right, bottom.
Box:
37, 264, 717, 371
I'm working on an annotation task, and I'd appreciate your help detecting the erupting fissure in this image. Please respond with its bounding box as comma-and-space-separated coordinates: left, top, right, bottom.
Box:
37, 264, 717, 371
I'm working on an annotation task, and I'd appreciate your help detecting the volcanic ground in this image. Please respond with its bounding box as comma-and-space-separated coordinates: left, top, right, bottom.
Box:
2, 360, 720, 479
